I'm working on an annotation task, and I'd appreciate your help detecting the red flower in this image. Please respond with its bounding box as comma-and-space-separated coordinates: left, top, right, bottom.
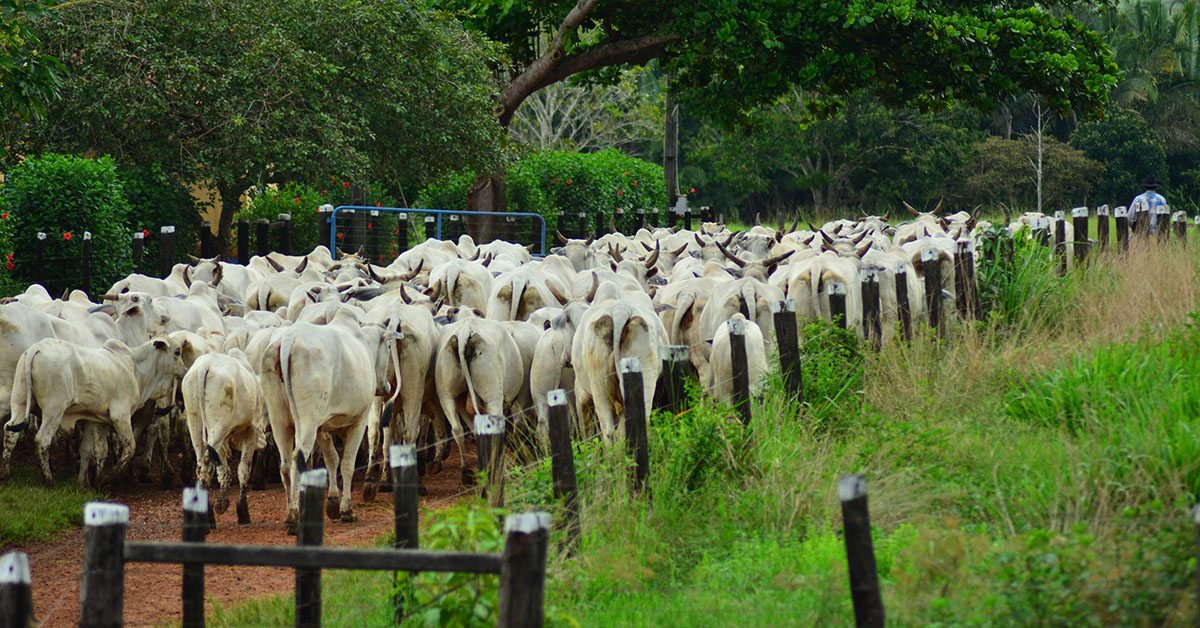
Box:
393, 229, 399, 235
378, 255, 384, 262
390, 249, 396, 255
633, 181, 638, 186
4, 262, 11, 271
63, 232, 72, 241
566, 179, 572, 184
617, 190, 623, 195
331, 176, 337, 182
1, 213, 8, 220
294, 197, 300, 203
690, 187, 696, 194
376, 202, 381, 207
5, 253, 11, 260
625, 170, 629, 175
552, 178, 557, 183
337, 232, 344, 240
275, 196, 280, 201
342, 181, 350, 188
142, 229, 149, 237
321, 190, 326, 195
367, 223, 372, 229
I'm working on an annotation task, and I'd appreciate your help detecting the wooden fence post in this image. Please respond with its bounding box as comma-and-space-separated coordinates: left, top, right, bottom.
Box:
654, 345, 689, 415
959, 240, 980, 321
367, 210, 380, 262
237, 219, 250, 264
647, 207, 658, 229
829, 282, 847, 330
1096, 205, 1110, 250
895, 266, 912, 343
1175, 211, 1188, 244
770, 299, 803, 401
160, 226, 176, 279
390, 443, 418, 624
80, 502, 129, 628
0, 551, 34, 628
728, 319, 753, 426
182, 486, 208, 628
32, 232, 46, 286
200, 221, 214, 258
132, 230, 144, 274
620, 358, 650, 493
682, 206, 693, 232
953, 241, 969, 318
396, 213, 410, 256
839, 475, 884, 628
81, 231, 92, 298
1055, 216, 1068, 275
256, 219, 270, 257
861, 269, 882, 350
296, 469, 327, 628
636, 208, 647, 231
1158, 206, 1172, 244
279, 214, 293, 256
921, 248, 941, 336
474, 414, 506, 507
1115, 206, 1130, 251
546, 390, 580, 555
498, 512, 550, 628
1072, 206, 1089, 266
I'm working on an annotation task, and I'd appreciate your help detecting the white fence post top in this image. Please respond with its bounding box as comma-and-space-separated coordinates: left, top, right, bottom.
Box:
920, 248, 937, 262
183, 486, 208, 513
0, 551, 31, 584
300, 468, 328, 488
660, 345, 688, 361
1114, 206, 1129, 217
474, 414, 505, 435
619, 357, 642, 373
84, 502, 129, 526
547, 389, 568, 406
769, 299, 795, 314
160, 225, 175, 234
828, 282, 846, 296
837, 474, 868, 502
36, 232, 46, 240
504, 511, 552, 534
1071, 207, 1088, 218
1097, 204, 1110, 216
389, 444, 416, 468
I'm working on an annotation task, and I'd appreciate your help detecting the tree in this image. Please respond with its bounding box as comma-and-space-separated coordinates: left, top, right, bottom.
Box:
963, 136, 1102, 210
0, 0, 65, 124
7, 0, 504, 248
1071, 108, 1169, 205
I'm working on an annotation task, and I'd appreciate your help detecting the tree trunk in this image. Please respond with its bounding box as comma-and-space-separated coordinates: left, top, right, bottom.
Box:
467, 171, 507, 243
216, 181, 242, 256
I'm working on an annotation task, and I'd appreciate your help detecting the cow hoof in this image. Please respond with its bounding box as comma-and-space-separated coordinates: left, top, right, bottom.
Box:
427, 460, 443, 475
214, 496, 230, 515
362, 482, 378, 502
340, 511, 357, 524
325, 496, 341, 521
460, 467, 476, 486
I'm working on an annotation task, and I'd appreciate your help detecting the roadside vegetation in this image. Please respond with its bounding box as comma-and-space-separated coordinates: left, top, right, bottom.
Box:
0, 465, 102, 544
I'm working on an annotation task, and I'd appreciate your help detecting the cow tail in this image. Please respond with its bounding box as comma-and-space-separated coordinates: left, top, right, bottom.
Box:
741, 283, 757, 322
447, 268, 459, 307
611, 307, 632, 403
279, 334, 304, 457
457, 326, 481, 417
11, 348, 38, 431
670, 292, 693, 345
509, 277, 525, 321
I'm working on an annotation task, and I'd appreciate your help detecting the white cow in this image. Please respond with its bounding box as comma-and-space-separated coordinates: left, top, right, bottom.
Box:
707, 314, 769, 404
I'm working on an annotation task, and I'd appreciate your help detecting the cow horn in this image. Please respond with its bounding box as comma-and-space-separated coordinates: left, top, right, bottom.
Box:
856, 241, 872, 258
556, 229, 570, 244
609, 243, 623, 263
585, 235, 594, 246
403, 258, 424, 281
819, 230, 835, 245
671, 242, 688, 257
182, 266, 192, 288
336, 247, 348, 258
585, 273, 599, 302
468, 248, 480, 261
609, 215, 617, 234
643, 241, 660, 269
808, 222, 819, 233
903, 201, 920, 216
100, 293, 120, 301
851, 231, 868, 244
882, 211, 890, 222
762, 249, 795, 269
933, 198, 945, 215
355, 244, 365, 257
426, 281, 442, 301
295, 257, 308, 273
265, 256, 284, 272
398, 284, 412, 304
789, 215, 801, 233
774, 230, 784, 243
483, 252, 494, 266
188, 254, 202, 264
715, 241, 746, 268
722, 230, 738, 247
694, 233, 706, 246
367, 264, 384, 284
211, 262, 223, 287
547, 281, 569, 305
754, 212, 761, 226
60, 287, 70, 301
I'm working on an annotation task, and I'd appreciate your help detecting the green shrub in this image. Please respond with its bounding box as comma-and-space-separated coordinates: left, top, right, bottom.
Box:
119, 163, 204, 265
416, 149, 665, 236
239, 178, 400, 258
0, 153, 132, 293
799, 318, 865, 430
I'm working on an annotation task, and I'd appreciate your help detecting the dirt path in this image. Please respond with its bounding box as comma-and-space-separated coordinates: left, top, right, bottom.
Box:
5, 450, 471, 628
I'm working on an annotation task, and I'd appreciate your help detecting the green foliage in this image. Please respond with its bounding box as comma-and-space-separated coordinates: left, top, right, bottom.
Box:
0, 466, 102, 544
799, 318, 865, 429
0, 153, 132, 291
1070, 108, 1168, 206
239, 183, 326, 258
0, 0, 65, 123
417, 150, 664, 232
975, 229, 1077, 334
651, 384, 745, 496
118, 164, 203, 265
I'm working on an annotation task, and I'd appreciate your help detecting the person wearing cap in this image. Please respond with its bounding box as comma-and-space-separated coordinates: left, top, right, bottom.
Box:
1130, 175, 1167, 233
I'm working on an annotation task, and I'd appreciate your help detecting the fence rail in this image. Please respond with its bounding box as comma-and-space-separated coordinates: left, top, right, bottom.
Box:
324, 206, 548, 261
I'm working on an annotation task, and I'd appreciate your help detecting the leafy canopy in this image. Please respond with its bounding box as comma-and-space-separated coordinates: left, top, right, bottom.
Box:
445, 0, 1118, 124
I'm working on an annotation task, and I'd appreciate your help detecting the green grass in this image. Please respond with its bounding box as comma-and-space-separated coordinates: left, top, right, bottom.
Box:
0, 465, 103, 545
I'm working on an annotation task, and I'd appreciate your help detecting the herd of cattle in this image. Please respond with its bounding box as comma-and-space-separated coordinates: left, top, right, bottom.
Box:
0, 202, 1059, 528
